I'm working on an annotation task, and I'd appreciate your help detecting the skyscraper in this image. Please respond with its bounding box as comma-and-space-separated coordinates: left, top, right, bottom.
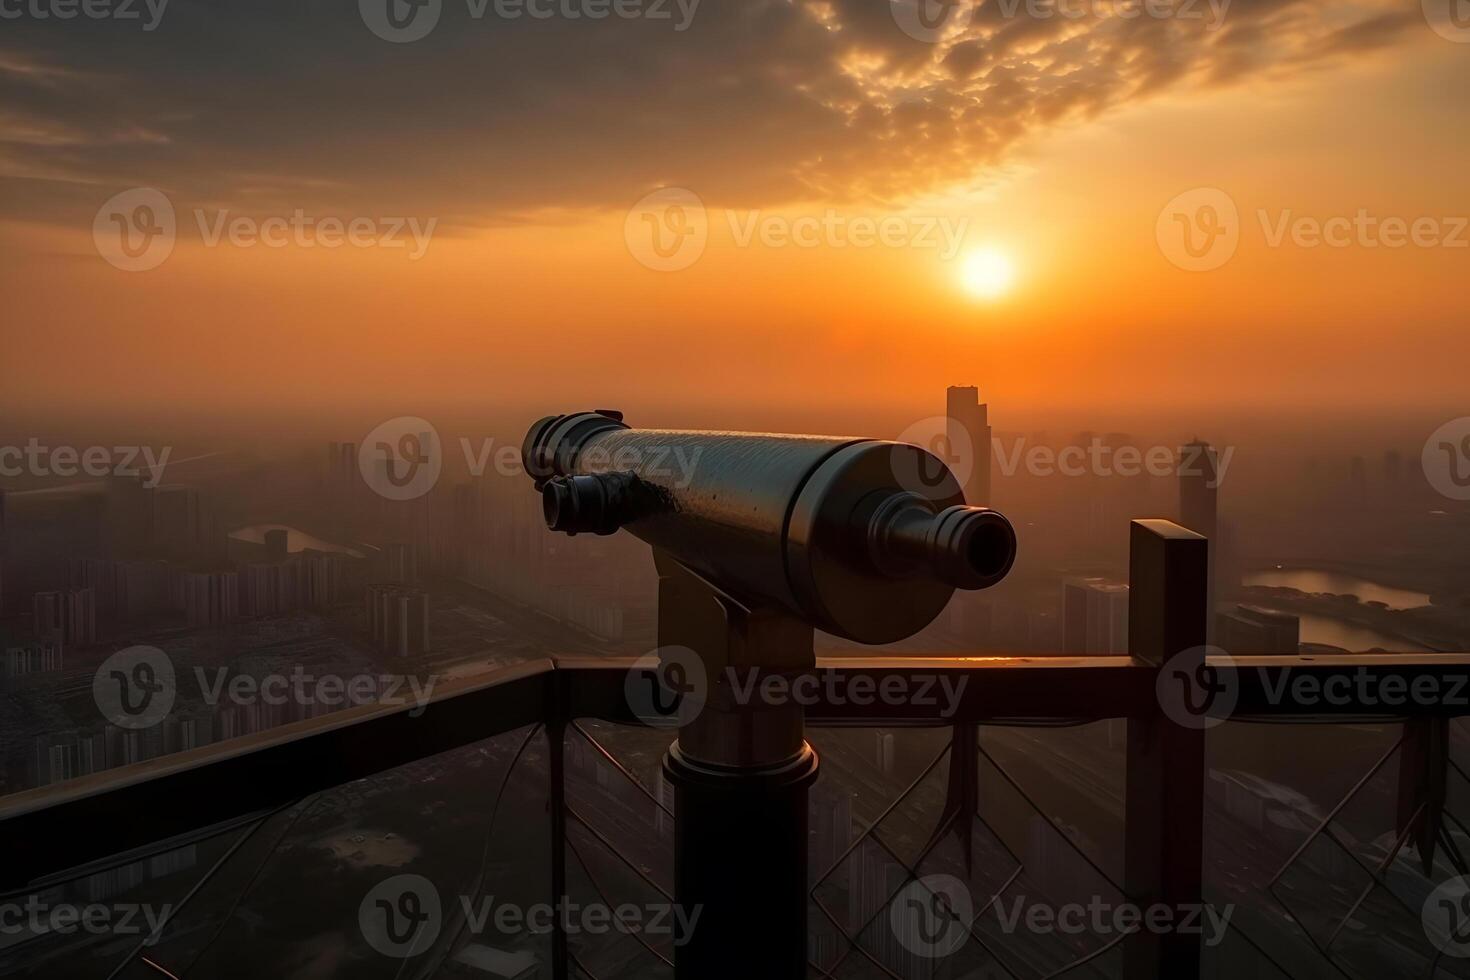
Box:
366, 583, 430, 657
1178, 439, 1219, 638
104, 474, 153, 557
1062, 576, 1129, 655
183, 570, 240, 627
945, 385, 992, 506
32, 587, 97, 648
152, 485, 204, 558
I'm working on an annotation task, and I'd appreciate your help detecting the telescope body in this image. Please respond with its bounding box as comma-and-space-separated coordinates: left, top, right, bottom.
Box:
523, 411, 1017, 643
523, 412, 1015, 643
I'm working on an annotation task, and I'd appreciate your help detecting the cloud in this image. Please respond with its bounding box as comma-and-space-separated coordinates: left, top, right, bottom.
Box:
0, 0, 1422, 227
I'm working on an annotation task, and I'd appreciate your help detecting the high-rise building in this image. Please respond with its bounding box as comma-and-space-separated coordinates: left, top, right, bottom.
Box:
70, 557, 115, 615
302, 551, 351, 608
1383, 450, 1404, 496
326, 442, 358, 490
945, 385, 992, 506
366, 583, 430, 657
152, 485, 204, 557
381, 542, 418, 584
104, 474, 154, 556
114, 559, 170, 620
1062, 577, 1129, 655
32, 730, 105, 787
71, 556, 174, 622
32, 587, 97, 648
2, 633, 63, 677
1349, 454, 1368, 503
183, 570, 240, 627
242, 561, 301, 617
1178, 439, 1219, 541
1179, 439, 1220, 637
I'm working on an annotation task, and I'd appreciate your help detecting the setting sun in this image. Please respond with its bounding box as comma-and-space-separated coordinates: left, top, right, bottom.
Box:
959, 248, 1016, 300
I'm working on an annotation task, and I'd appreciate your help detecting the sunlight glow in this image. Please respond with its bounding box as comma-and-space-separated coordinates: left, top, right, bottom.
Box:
959, 248, 1016, 300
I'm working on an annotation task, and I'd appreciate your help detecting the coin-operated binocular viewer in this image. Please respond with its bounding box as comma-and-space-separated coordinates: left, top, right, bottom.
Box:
523, 411, 1016, 979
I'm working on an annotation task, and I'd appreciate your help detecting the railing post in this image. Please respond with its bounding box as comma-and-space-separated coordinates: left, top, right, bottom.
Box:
1125, 519, 1209, 980
1398, 716, 1450, 875
548, 677, 569, 980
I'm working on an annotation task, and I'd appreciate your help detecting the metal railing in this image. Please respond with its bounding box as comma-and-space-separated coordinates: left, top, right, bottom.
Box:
3, 521, 1470, 978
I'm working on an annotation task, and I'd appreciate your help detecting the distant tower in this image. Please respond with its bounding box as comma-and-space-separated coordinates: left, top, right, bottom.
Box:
32, 588, 97, 648
152, 486, 203, 558
1062, 576, 1129, 655
1178, 439, 1219, 542
1349, 455, 1368, 504
1382, 450, 1404, 504
1178, 439, 1220, 639
945, 386, 992, 506
365, 584, 430, 656
104, 474, 153, 557
0, 488, 7, 616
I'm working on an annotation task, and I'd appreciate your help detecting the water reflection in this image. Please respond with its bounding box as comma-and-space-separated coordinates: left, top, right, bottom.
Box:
1290, 612, 1431, 652
1243, 568, 1430, 610
229, 524, 364, 558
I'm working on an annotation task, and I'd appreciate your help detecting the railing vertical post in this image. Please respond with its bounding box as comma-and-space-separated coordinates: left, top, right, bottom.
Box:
1398, 716, 1450, 875
1125, 519, 1209, 980
548, 678, 569, 980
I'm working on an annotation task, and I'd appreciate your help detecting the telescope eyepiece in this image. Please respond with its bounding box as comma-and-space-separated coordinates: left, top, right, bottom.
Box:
542, 472, 647, 536
870, 497, 1016, 591
523, 411, 630, 489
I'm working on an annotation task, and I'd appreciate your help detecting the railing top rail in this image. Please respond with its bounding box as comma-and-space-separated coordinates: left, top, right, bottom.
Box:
6, 650, 1470, 892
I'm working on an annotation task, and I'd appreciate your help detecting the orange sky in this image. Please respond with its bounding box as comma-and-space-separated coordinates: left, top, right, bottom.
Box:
2, 2, 1467, 425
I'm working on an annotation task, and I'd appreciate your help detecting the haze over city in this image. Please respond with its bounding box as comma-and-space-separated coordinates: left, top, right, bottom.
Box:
2, 2, 1469, 979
